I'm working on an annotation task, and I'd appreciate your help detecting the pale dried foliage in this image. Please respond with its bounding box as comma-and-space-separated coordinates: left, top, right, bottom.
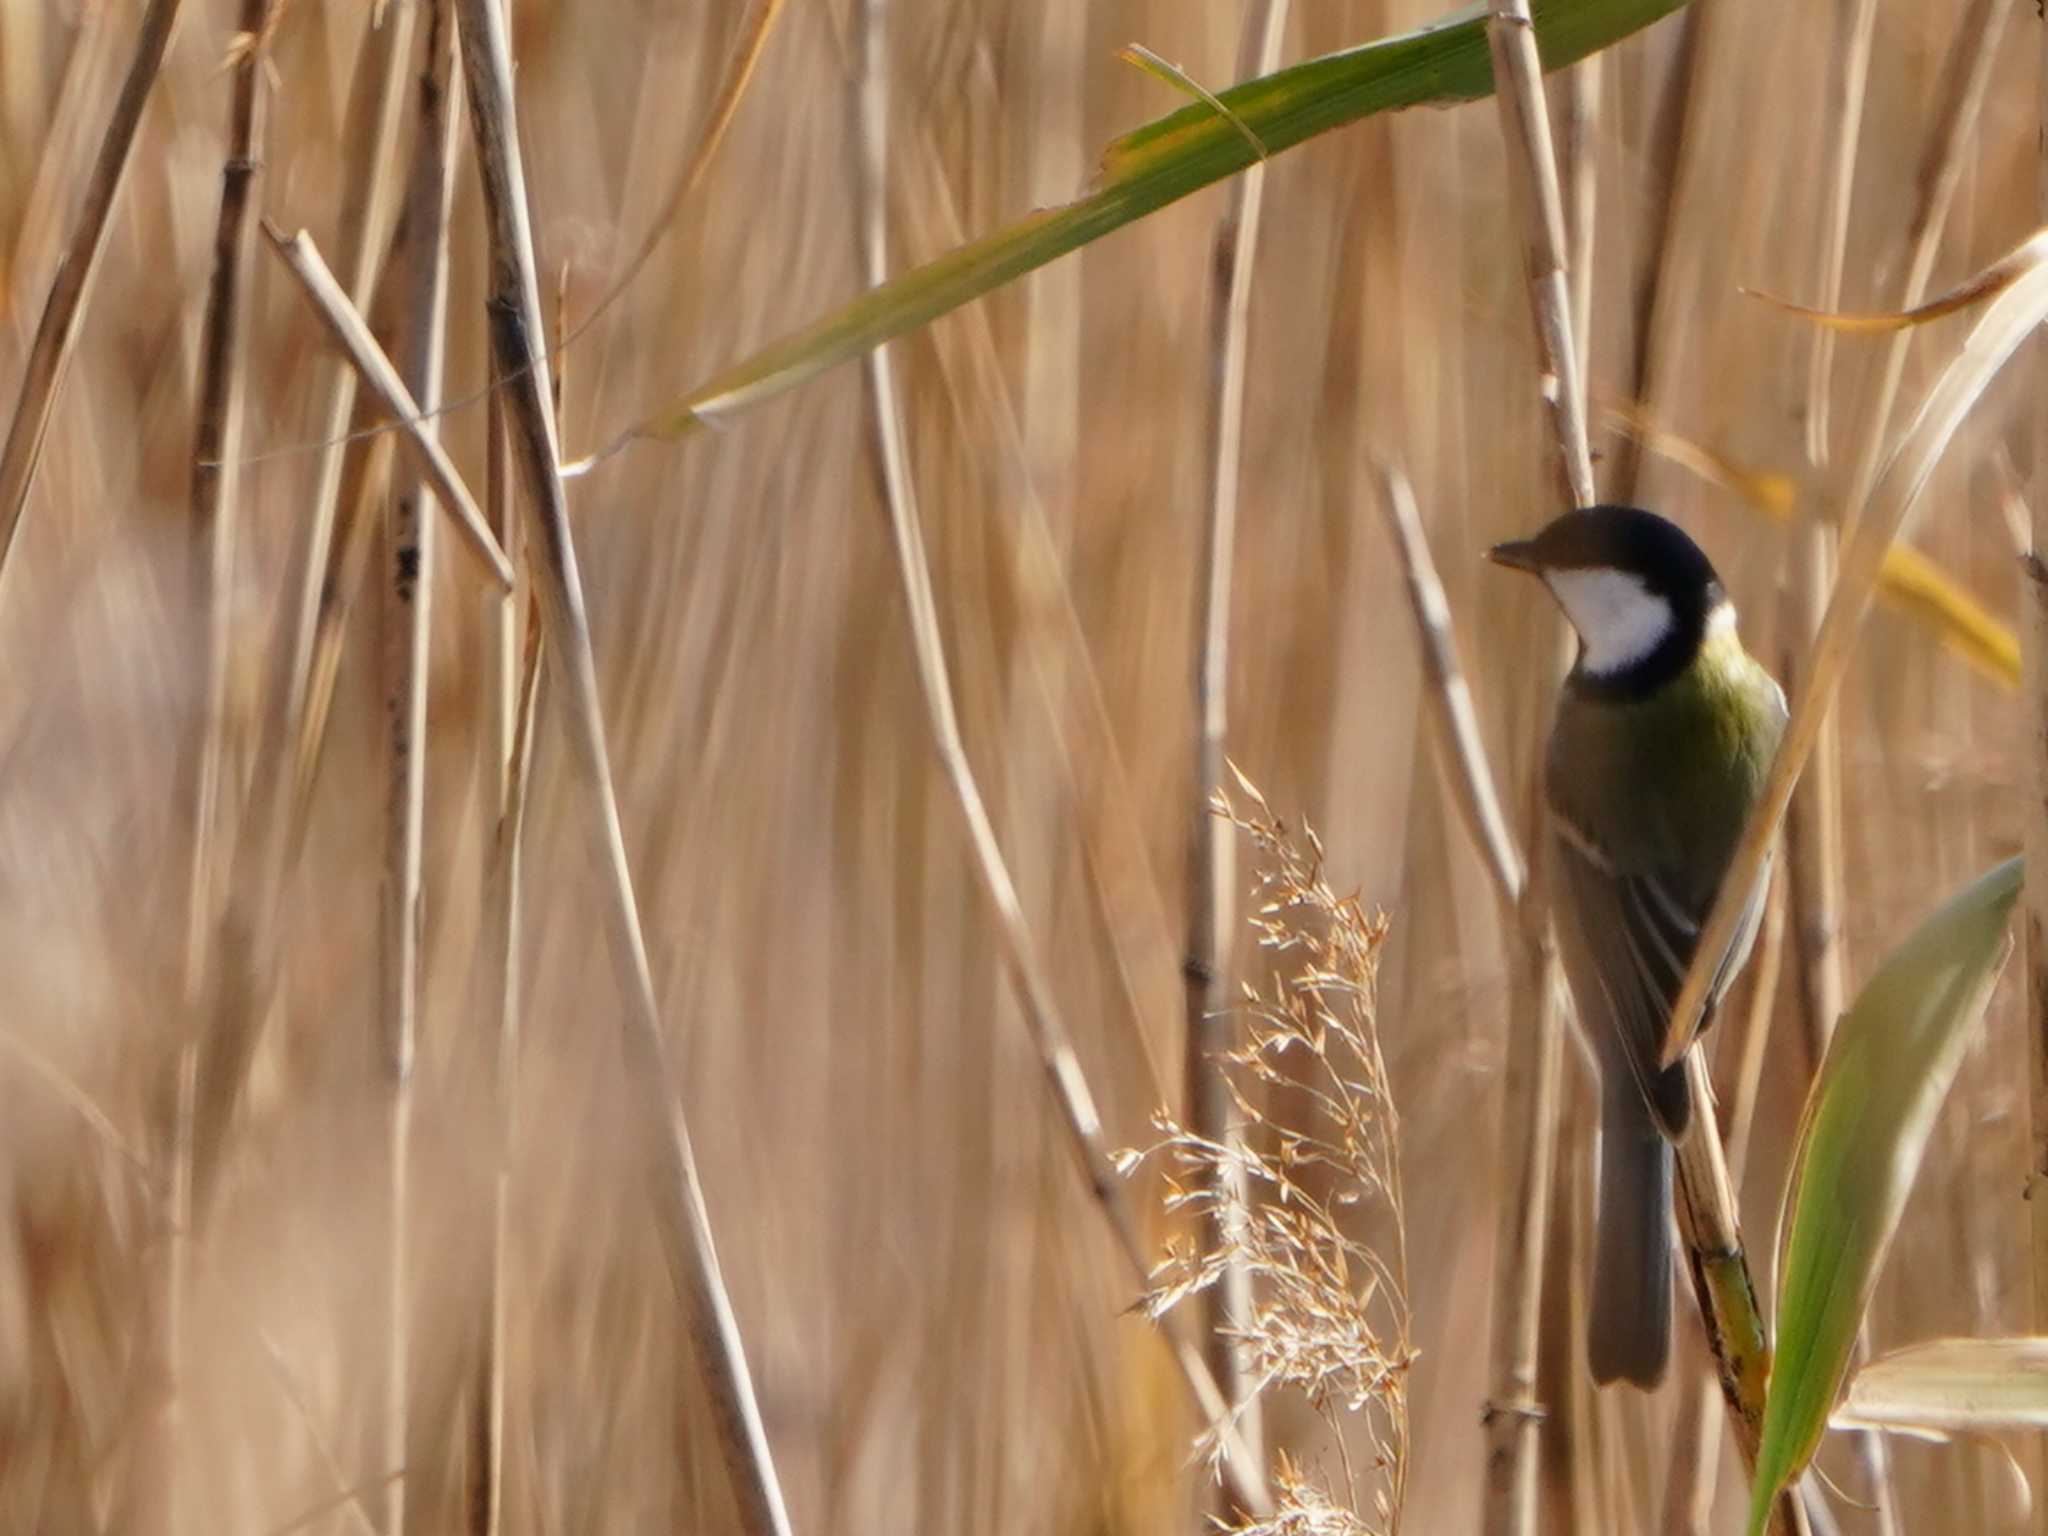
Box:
1128, 779, 1411, 1535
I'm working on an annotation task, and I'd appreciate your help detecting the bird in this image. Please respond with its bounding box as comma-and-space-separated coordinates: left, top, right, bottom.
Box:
1487, 505, 1786, 1389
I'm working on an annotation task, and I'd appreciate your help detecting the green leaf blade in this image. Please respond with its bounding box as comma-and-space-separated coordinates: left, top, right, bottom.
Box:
1746, 857, 2021, 1535
614, 0, 1686, 453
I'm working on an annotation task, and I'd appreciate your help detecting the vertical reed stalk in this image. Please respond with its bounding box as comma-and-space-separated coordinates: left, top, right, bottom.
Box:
1477, 8, 1589, 1533
468, 368, 523, 1536
1186, 0, 1289, 1471
2026, 0, 2048, 1428
852, 1, 1267, 1511
183, 0, 275, 989
452, 4, 799, 1530
378, 8, 461, 1532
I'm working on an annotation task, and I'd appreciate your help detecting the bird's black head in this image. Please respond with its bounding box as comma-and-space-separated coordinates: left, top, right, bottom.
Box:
1487, 505, 1729, 698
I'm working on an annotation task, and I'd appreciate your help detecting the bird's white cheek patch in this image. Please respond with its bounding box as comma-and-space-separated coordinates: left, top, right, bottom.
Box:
1545, 568, 1675, 676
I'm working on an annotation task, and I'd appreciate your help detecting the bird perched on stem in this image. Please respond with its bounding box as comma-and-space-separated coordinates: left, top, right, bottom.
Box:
1489, 505, 1786, 1389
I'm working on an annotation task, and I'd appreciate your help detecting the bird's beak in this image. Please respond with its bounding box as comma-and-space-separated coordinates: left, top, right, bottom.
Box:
1487, 538, 1544, 573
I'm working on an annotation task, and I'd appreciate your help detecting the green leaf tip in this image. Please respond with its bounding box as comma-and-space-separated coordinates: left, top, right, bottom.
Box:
1746, 855, 2020, 1536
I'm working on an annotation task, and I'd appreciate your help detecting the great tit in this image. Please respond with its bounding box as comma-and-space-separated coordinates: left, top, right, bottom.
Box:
1488, 505, 1786, 1389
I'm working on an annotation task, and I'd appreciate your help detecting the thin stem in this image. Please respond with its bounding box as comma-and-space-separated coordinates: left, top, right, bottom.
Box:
262, 224, 512, 590
1187, 0, 1289, 1473
1478, 7, 1591, 1531
279, 3, 416, 734
852, 0, 1269, 1512
378, 8, 462, 1531
451, 5, 798, 1532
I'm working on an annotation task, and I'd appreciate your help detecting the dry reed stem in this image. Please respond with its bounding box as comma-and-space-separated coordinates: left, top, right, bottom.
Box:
1378, 465, 1524, 904
577, 0, 789, 343
470, 348, 523, 1536
135, 10, 276, 1528
262, 224, 512, 590
1484, 0, 1594, 509
1563, 57, 1600, 390
1836, 0, 2010, 538
1802, 0, 1878, 469
1662, 875, 1785, 1533
378, 9, 461, 1531
1478, 7, 1590, 1532
851, 3, 1267, 1510
1604, 2, 1707, 503
452, 4, 797, 1531
899, 124, 1180, 1100
1187, 0, 1290, 1473
279, 3, 416, 733
0, 0, 183, 598
182, 0, 275, 992
2028, 0, 2048, 1429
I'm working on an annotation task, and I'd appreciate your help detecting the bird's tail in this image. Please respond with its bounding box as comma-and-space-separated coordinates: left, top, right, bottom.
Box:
1589, 1080, 1673, 1389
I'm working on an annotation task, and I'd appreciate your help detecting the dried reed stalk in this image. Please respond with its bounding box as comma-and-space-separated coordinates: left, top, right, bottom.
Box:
0, 0, 183, 597
1838, 0, 2010, 537
1186, 0, 1290, 1472
452, 3, 797, 1531
2028, 0, 2048, 1428
1381, 460, 1559, 1535
262, 225, 512, 589
898, 121, 1184, 1097
132, 8, 274, 1528
1604, 1, 1708, 503
851, 1, 1267, 1511
1379, 466, 1524, 905
377, 8, 462, 1531
1661, 875, 1785, 1533
469, 364, 525, 1536
182, 0, 275, 990
279, 2, 416, 731
1477, 8, 1589, 1533
1803, 0, 1879, 469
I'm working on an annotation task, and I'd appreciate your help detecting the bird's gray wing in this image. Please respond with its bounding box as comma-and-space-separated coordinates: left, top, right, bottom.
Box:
1549, 816, 1768, 1137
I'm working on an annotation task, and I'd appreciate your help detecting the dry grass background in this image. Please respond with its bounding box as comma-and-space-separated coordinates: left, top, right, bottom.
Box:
0, 0, 2040, 1532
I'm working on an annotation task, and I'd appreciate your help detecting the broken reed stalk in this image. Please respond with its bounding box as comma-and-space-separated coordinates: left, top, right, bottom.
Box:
280, 2, 416, 731
262, 224, 511, 590
183, 49, 416, 1231
378, 9, 462, 1533
451, 4, 798, 1532
1477, 8, 1589, 1534
0, 0, 184, 599
1185, 0, 1289, 1473
851, 1, 1267, 1513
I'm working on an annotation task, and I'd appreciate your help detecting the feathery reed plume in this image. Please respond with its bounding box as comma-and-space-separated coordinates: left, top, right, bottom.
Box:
1130, 777, 1410, 1534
